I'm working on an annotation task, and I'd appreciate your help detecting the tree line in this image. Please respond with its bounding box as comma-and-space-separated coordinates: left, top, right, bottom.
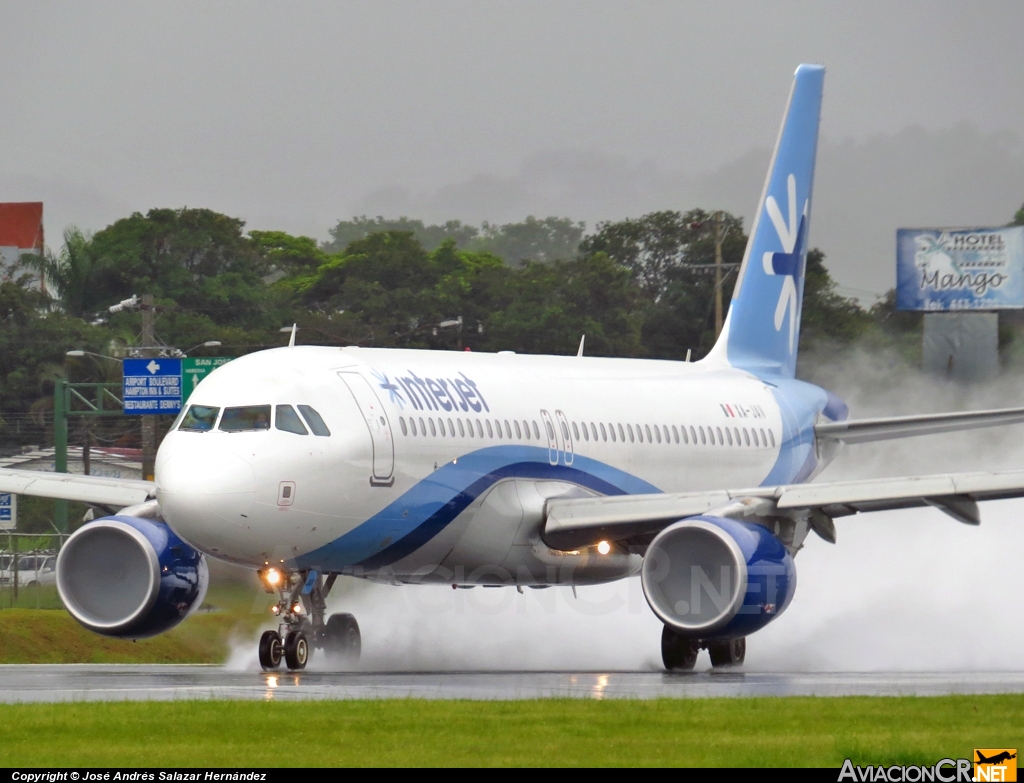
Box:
12, 199, 1024, 450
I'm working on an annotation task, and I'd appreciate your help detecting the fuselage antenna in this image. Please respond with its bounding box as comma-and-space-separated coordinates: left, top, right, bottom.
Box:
288, 324, 297, 348
577, 335, 585, 357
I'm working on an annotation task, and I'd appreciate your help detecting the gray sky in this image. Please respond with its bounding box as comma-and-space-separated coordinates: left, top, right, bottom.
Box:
2, 1, 1023, 296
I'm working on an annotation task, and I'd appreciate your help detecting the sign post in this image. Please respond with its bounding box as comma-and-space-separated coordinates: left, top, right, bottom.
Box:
122, 358, 183, 416
0, 493, 15, 531
897, 226, 1024, 381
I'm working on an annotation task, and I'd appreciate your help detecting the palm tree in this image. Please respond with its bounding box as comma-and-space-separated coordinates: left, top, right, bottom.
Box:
20, 227, 95, 317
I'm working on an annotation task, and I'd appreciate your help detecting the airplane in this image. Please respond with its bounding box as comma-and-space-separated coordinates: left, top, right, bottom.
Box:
976, 752, 1016, 766
5, 63, 1024, 672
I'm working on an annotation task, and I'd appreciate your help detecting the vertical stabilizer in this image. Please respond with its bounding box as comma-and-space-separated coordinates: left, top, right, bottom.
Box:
705, 64, 824, 379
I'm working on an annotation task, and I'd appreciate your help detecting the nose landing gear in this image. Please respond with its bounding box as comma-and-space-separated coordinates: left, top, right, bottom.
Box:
256, 568, 362, 672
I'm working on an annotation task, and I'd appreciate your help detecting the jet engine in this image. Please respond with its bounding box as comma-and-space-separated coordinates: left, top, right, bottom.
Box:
640, 516, 795, 639
56, 516, 208, 639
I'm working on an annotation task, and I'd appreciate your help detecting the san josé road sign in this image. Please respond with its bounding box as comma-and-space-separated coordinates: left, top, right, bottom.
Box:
182, 357, 232, 402
123, 358, 183, 415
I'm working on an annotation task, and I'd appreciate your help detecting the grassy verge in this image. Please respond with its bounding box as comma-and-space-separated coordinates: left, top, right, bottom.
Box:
0, 583, 270, 663
0, 695, 1021, 767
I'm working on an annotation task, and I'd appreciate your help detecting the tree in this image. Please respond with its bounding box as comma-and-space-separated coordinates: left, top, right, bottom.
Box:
323, 217, 479, 254
1012, 203, 1024, 226
475, 216, 585, 265
19, 227, 95, 317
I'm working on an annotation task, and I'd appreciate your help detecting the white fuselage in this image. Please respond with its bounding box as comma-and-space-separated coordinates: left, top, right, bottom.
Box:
156, 346, 802, 586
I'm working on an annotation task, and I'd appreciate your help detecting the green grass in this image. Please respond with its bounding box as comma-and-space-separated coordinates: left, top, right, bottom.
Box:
0, 695, 1021, 767
0, 583, 272, 663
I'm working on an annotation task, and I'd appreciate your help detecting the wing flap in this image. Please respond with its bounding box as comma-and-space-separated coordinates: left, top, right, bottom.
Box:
0, 468, 155, 507
544, 469, 1024, 549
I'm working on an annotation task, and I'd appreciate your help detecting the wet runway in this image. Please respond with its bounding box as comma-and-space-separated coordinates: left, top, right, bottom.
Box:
2, 665, 1024, 702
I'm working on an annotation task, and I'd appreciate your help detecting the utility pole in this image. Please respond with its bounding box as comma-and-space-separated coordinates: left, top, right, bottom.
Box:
140, 294, 156, 481
714, 211, 725, 339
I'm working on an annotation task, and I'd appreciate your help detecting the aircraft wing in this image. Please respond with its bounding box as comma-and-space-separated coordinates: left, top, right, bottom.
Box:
543, 468, 1024, 550
0, 467, 155, 508
815, 406, 1024, 444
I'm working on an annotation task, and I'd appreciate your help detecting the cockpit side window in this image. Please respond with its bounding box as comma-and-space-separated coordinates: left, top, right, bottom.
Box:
178, 405, 220, 432
219, 405, 272, 432
275, 405, 308, 435
297, 405, 331, 436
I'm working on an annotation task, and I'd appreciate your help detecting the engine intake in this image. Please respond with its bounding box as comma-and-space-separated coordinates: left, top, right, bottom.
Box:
56, 516, 208, 639
640, 516, 795, 638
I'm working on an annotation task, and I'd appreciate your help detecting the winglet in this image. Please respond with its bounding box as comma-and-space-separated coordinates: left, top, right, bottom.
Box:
704, 64, 825, 379
577, 335, 585, 357
288, 324, 297, 348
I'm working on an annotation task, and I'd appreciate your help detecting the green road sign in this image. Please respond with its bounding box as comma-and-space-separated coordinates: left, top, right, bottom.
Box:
182, 357, 233, 402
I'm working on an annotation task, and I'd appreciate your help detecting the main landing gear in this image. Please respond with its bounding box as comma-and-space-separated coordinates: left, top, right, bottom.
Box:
661, 625, 746, 671
256, 568, 362, 671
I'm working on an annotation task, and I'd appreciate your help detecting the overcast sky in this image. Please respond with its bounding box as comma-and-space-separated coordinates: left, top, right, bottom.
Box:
2, 1, 1023, 296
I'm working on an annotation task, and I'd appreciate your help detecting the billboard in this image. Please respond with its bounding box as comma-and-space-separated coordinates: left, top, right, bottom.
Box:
896, 226, 1024, 311
0, 202, 44, 288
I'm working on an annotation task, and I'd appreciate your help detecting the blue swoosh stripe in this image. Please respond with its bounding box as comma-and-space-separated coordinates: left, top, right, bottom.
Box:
296, 445, 659, 570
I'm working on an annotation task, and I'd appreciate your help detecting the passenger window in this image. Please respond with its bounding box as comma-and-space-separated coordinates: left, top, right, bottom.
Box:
672, 425, 679, 444
532, 421, 540, 440
296, 405, 331, 436
560, 421, 570, 441
663, 425, 670, 443
769, 429, 776, 447
699, 426, 706, 445
486, 420, 494, 438
734, 427, 741, 445
476, 420, 483, 437
276, 405, 309, 435
458, 419, 466, 437
582, 423, 590, 442
627, 424, 635, 443
617, 423, 625, 442
726, 428, 733, 446
591, 423, 599, 441
411, 418, 418, 436
220, 405, 271, 432
419, 417, 426, 436
750, 428, 758, 447
637, 425, 644, 443
545, 421, 555, 441
448, 418, 456, 436
514, 420, 522, 439
179, 404, 220, 432
429, 418, 437, 436
653, 425, 661, 444
716, 427, 724, 445
599, 423, 607, 442
572, 422, 580, 441
743, 428, 750, 446
438, 419, 446, 436
399, 417, 408, 436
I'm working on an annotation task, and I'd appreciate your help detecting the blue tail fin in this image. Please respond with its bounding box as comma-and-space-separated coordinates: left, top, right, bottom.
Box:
705, 64, 824, 379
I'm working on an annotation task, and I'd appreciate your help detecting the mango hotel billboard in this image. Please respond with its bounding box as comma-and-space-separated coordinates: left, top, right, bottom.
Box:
897, 225, 1024, 311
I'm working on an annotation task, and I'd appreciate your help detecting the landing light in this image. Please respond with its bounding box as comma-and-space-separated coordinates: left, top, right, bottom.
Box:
271, 605, 280, 615
265, 568, 281, 586
597, 540, 611, 555
292, 603, 303, 614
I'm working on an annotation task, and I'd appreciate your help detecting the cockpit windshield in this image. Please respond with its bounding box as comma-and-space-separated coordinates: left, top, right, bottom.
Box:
219, 405, 272, 432
178, 405, 220, 432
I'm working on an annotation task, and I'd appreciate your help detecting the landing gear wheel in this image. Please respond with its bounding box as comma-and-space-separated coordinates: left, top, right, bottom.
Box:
284, 630, 309, 671
708, 637, 746, 668
258, 630, 283, 670
324, 613, 361, 667
661, 625, 699, 671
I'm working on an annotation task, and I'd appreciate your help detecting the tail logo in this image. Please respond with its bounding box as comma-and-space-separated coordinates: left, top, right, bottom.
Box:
761, 174, 808, 354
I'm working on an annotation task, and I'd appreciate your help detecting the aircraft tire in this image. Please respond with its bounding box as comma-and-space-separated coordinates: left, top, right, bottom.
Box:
284, 630, 309, 670
661, 625, 699, 671
708, 637, 746, 668
258, 630, 282, 670
324, 613, 361, 666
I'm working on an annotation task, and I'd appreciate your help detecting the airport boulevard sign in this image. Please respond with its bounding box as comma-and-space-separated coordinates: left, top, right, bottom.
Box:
0, 492, 15, 530
123, 358, 183, 415
122, 357, 232, 414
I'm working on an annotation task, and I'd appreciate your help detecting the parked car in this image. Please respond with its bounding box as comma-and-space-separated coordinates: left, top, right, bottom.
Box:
0, 553, 57, 587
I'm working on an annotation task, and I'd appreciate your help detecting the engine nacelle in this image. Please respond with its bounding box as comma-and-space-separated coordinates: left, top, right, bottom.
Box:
56, 516, 208, 639
640, 516, 795, 639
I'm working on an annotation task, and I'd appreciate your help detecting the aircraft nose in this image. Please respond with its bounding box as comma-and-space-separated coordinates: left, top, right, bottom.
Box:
156, 439, 257, 549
